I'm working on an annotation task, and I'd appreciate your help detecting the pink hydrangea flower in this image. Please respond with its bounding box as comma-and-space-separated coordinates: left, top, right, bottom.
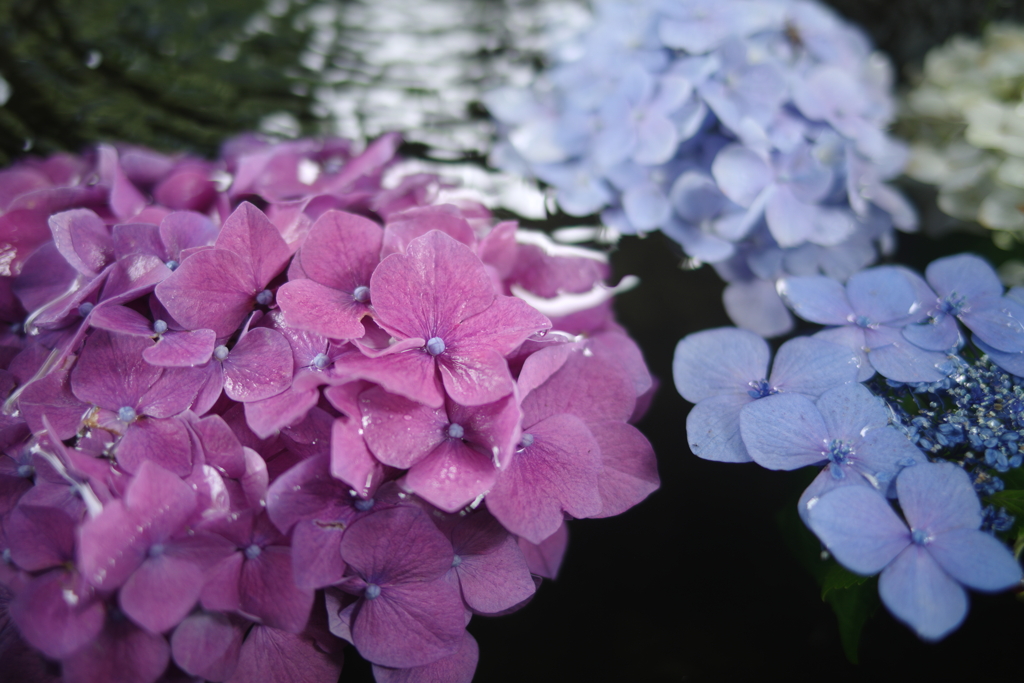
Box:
0, 134, 658, 683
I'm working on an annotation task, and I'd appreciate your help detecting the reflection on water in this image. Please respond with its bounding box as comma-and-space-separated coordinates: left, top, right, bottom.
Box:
0, 0, 593, 218
299, 0, 591, 219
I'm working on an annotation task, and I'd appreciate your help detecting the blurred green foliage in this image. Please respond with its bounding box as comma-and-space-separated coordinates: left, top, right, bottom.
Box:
0, 0, 333, 164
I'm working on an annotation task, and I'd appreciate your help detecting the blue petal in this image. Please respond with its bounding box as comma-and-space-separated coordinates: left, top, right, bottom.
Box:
662, 217, 735, 264
866, 326, 949, 383
633, 113, 678, 166
961, 296, 1024, 353
974, 336, 1024, 376
813, 326, 873, 382
711, 144, 771, 208
814, 383, 888, 441
925, 254, 1002, 302
879, 545, 967, 641
686, 393, 753, 463
927, 528, 1022, 592
806, 485, 909, 574
776, 276, 852, 325
769, 337, 859, 397
670, 170, 724, 223
672, 327, 769, 403
846, 267, 919, 324
723, 280, 794, 338
896, 462, 982, 536
739, 393, 829, 470
902, 316, 960, 352
765, 186, 816, 248
622, 183, 670, 230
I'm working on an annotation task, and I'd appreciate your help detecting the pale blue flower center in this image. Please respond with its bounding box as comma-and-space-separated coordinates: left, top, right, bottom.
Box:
519, 433, 535, 449
365, 583, 381, 599
451, 555, 463, 568
244, 544, 262, 560
214, 345, 230, 361
17, 464, 33, 478
940, 292, 966, 317
447, 423, 465, 439
853, 315, 872, 328
353, 286, 370, 303
426, 337, 446, 356
354, 498, 375, 512
118, 406, 137, 423
149, 544, 165, 558
153, 320, 168, 335
911, 529, 929, 545
312, 352, 330, 369
826, 440, 853, 464
256, 289, 274, 306
78, 302, 94, 317
165, 260, 179, 271
747, 379, 777, 399
826, 440, 854, 479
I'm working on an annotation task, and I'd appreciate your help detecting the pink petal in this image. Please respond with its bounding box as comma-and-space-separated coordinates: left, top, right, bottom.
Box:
291, 520, 348, 590
487, 413, 602, 544
359, 386, 447, 468
8, 569, 105, 659
48, 208, 113, 276
589, 421, 660, 518
239, 545, 315, 634
116, 416, 193, 476
277, 278, 368, 340
143, 329, 216, 367
352, 581, 465, 669
372, 631, 479, 683
155, 248, 259, 338
243, 384, 320, 439
171, 612, 244, 682
60, 617, 170, 683
404, 440, 498, 513
517, 521, 568, 580
299, 209, 383, 291
215, 202, 290, 289
370, 231, 495, 341
119, 552, 205, 634
380, 204, 477, 258
222, 327, 294, 402
340, 506, 453, 583
331, 416, 384, 499
225, 624, 343, 683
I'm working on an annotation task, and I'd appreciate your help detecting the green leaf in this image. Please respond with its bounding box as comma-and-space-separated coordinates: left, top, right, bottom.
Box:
823, 578, 879, 665
986, 490, 1024, 518
998, 466, 1024, 491
820, 561, 871, 600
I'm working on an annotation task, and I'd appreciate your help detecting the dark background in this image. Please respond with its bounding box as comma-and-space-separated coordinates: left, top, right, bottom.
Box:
1, 0, 1022, 680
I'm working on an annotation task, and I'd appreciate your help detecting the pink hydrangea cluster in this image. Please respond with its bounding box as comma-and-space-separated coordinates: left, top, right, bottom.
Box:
0, 134, 659, 683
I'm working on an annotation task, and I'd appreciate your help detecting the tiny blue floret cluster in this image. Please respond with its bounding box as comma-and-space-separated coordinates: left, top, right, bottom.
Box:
675, 252, 1024, 642
486, 0, 916, 337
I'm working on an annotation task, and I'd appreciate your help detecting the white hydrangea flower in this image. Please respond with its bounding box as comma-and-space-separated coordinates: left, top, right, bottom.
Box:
901, 23, 1024, 237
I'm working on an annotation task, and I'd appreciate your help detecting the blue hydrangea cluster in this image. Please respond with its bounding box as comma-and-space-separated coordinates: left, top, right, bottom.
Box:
882, 352, 1024, 505
675, 251, 1024, 642
487, 0, 916, 337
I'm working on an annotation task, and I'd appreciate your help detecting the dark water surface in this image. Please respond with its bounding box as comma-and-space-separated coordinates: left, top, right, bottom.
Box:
1, 0, 1022, 680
